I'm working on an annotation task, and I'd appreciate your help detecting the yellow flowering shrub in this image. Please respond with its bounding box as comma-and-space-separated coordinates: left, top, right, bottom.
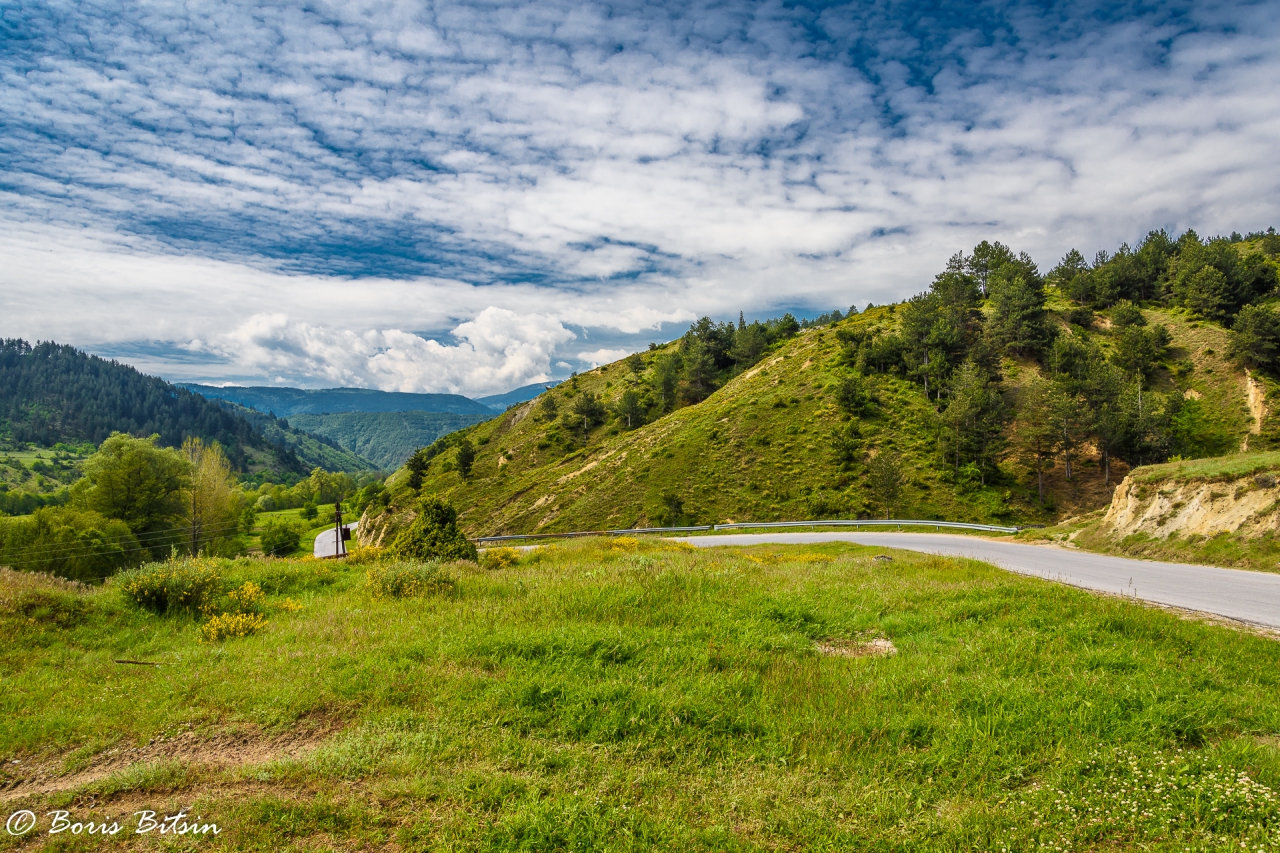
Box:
344, 546, 385, 566
226, 581, 265, 614
116, 558, 223, 615
200, 612, 267, 642
278, 597, 303, 613
479, 547, 521, 571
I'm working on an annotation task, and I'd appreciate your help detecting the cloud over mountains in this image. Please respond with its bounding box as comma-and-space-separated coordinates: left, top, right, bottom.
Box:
2, 0, 1277, 394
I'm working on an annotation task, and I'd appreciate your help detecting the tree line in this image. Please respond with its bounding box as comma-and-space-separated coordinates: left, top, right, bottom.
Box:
0, 432, 385, 580
401, 227, 1278, 510
0, 339, 310, 475
837, 230, 1278, 502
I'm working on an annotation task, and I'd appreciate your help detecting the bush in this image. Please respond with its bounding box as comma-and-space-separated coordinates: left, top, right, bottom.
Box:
116, 558, 223, 615
479, 547, 520, 571
343, 545, 386, 566
201, 611, 267, 642
365, 561, 456, 599
835, 373, 872, 416
1109, 300, 1145, 328
260, 519, 303, 557
0, 506, 141, 582
226, 581, 265, 614
389, 497, 477, 562
7, 590, 89, 628
1065, 305, 1094, 328
299, 502, 319, 521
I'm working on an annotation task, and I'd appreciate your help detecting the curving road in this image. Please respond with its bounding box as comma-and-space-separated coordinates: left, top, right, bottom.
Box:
673, 532, 1280, 629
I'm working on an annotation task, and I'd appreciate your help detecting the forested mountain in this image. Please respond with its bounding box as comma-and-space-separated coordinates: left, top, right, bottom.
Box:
182, 384, 493, 417
364, 227, 1280, 538
287, 410, 491, 469
216, 402, 377, 473
0, 340, 369, 476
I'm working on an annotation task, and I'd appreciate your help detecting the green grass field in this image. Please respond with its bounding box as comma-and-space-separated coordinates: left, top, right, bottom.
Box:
1128, 450, 1280, 484
4, 539, 1280, 850
251, 507, 346, 556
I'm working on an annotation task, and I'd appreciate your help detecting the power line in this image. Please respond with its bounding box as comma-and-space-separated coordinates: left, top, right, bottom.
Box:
2, 520, 249, 560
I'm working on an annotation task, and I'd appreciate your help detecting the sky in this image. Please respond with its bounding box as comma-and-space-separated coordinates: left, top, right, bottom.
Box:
2, 0, 1278, 396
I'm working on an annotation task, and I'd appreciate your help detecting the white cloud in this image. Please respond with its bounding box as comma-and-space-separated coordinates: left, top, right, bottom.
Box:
198, 308, 576, 395
1, 0, 1279, 393
576, 347, 634, 368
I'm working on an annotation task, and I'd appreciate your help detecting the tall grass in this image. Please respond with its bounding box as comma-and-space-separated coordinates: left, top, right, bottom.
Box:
4, 537, 1280, 850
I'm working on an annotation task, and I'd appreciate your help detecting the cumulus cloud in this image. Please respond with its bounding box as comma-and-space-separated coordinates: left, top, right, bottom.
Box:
576, 348, 636, 368
198, 308, 576, 395
1, 0, 1278, 392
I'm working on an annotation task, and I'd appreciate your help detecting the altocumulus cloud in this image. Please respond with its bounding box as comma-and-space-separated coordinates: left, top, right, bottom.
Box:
1, 0, 1278, 393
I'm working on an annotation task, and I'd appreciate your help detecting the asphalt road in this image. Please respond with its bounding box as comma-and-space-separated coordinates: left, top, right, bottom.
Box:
673, 531, 1280, 629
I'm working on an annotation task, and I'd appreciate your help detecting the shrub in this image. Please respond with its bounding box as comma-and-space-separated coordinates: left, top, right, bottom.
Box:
1065, 305, 1095, 328
201, 611, 267, 642
116, 558, 223, 615
1109, 300, 1145, 328
365, 561, 456, 599
226, 581, 265, 614
299, 502, 319, 521
389, 497, 477, 562
343, 546, 386, 566
479, 547, 521, 571
835, 373, 872, 416
260, 519, 303, 557
7, 590, 89, 628
0, 506, 141, 582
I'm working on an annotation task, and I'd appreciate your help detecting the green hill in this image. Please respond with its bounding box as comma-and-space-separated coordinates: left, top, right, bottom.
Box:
365, 229, 1279, 539
287, 410, 491, 469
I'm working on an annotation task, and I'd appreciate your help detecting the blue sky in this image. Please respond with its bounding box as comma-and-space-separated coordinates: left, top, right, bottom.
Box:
2, 0, 1277, 395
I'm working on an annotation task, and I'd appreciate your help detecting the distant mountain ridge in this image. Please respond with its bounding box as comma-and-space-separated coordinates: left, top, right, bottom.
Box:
475, 381, 561, 410
287, 410, 491, 469
182, 384, 494, 417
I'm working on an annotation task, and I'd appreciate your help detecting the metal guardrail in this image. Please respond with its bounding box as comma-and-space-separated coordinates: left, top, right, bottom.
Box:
474, 518, 1020, 543
711, 519, 1021, 534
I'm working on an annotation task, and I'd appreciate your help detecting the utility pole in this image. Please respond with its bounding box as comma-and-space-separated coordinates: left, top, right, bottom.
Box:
333, 499, 347, 559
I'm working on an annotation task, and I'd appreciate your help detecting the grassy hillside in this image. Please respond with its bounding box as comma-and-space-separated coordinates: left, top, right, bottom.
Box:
384, 300, 1260, 538
4, 541, 1280, 849
402, 311, 1010, 536
288, 410, 490, 469
0, 445, 90, 514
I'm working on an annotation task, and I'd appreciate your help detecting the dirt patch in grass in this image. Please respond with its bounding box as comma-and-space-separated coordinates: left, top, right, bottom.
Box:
815, 637, 897, 657
0, 726, 333, 803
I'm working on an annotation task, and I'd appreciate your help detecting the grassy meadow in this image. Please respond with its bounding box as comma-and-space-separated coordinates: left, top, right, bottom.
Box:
4, 539, 1280, 850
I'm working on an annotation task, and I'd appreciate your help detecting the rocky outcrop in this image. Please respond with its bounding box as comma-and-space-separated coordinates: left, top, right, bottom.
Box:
357, 504, 415, 548
1100, 470, 1280, 539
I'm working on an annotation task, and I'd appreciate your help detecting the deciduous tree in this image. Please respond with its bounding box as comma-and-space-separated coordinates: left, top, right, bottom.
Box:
71, 433, 190, 558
